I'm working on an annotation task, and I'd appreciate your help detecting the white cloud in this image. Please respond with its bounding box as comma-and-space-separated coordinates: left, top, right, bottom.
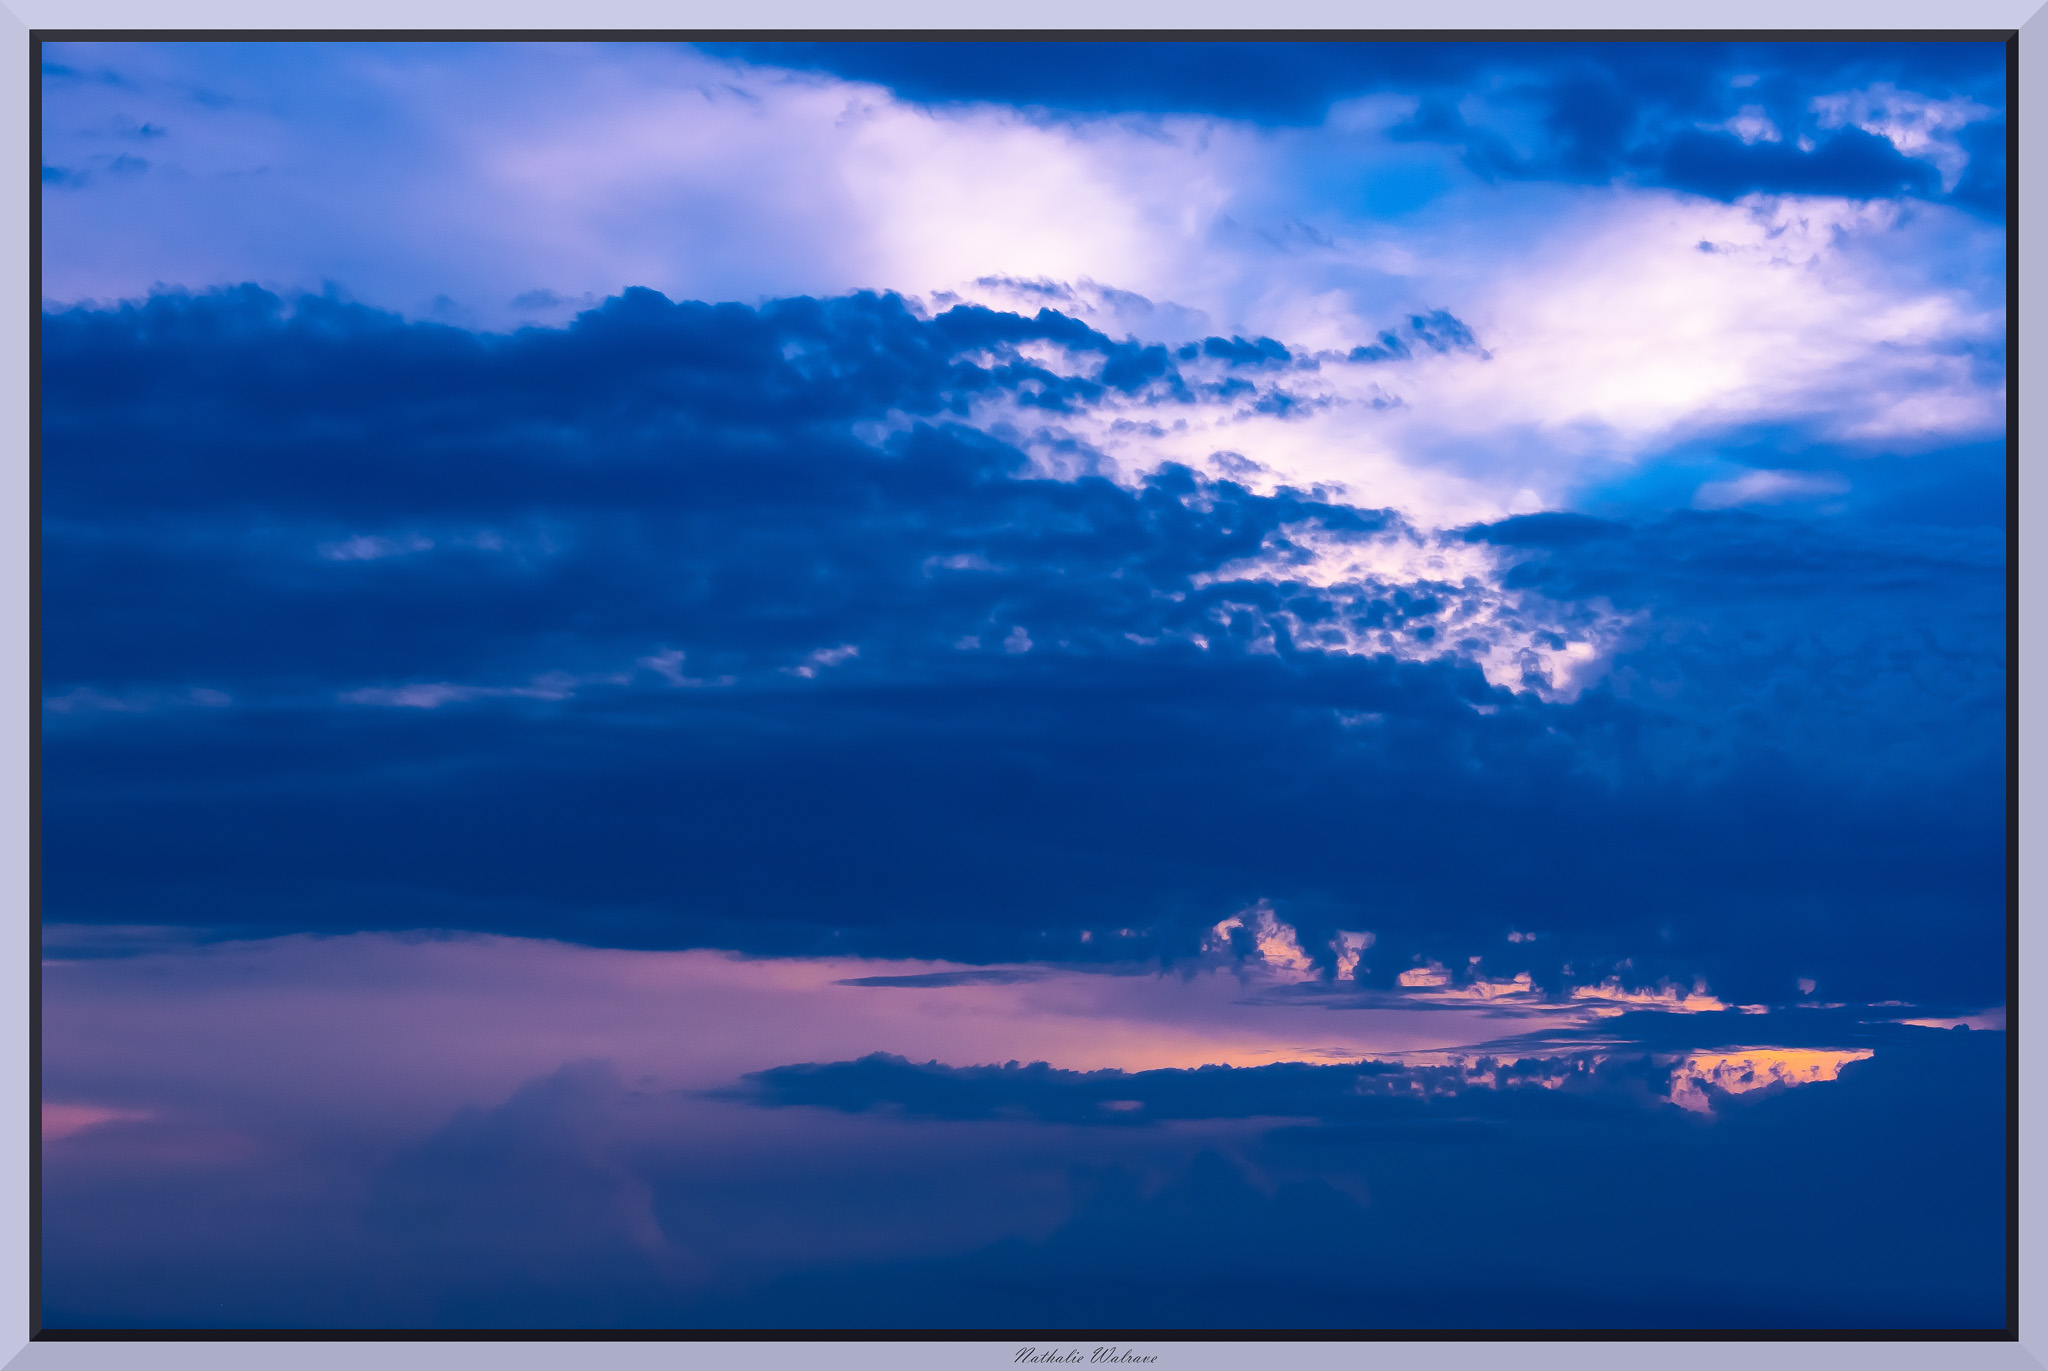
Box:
1811, 82, 1996, 191
1201, 903, 1320, 983
1248, 906, 1316, 981
927, 191, 1998, 533
783, 644, 860, 679
1396, 192, 2002, 464
1188, 520, 1639, 701
639, 649, 690, 685
1334, 931, 1373, 980
1714, 105, 1781, 145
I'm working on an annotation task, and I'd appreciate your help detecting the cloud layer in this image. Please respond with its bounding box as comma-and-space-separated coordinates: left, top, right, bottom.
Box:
38, 285, 2006, 1010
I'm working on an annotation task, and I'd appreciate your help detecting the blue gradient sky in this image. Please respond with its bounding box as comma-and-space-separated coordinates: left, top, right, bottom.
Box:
38, 39, 2008, 1330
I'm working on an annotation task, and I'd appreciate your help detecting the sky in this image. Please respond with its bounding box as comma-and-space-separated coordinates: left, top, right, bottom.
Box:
37, 39, 2009, 1331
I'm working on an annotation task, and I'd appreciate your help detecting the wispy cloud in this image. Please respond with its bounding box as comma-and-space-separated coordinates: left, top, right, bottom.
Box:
1693, 468, 1852, 509
1811, 83, 1997, 191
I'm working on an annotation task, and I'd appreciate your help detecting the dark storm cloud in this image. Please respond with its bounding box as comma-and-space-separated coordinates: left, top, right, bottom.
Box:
1654, 127, 1939, 200
40, 288, 2005, 1010
702, 41, 2006, 214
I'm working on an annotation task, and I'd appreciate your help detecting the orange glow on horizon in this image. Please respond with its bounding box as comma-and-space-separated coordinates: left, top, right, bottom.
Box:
1571, 977, 1729, 1016
1666, 1047, 1874, 1113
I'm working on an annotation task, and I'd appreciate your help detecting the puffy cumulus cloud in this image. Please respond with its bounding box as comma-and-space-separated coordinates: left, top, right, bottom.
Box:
1202, 903, 1316, 982
1333, 930, 1374, 980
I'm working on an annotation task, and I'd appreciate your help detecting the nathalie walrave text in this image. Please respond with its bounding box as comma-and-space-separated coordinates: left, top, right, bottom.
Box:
1016, 1350, 1158, 1364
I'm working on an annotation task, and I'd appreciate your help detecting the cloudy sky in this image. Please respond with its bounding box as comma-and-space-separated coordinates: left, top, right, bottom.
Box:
39, 40, 2008, 1330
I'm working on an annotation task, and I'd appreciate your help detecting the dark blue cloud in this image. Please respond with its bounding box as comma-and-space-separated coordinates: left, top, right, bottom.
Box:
1182, 335, 1291, 366
704, 41, 2006, 213
719, 1030, 2003, 1329
40, 288, 2005, 1012
1653, 126, 1939, 200
702, 41, 2000, 127
1341, 310, 1488, 365
733, 1047, 1688, 1125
